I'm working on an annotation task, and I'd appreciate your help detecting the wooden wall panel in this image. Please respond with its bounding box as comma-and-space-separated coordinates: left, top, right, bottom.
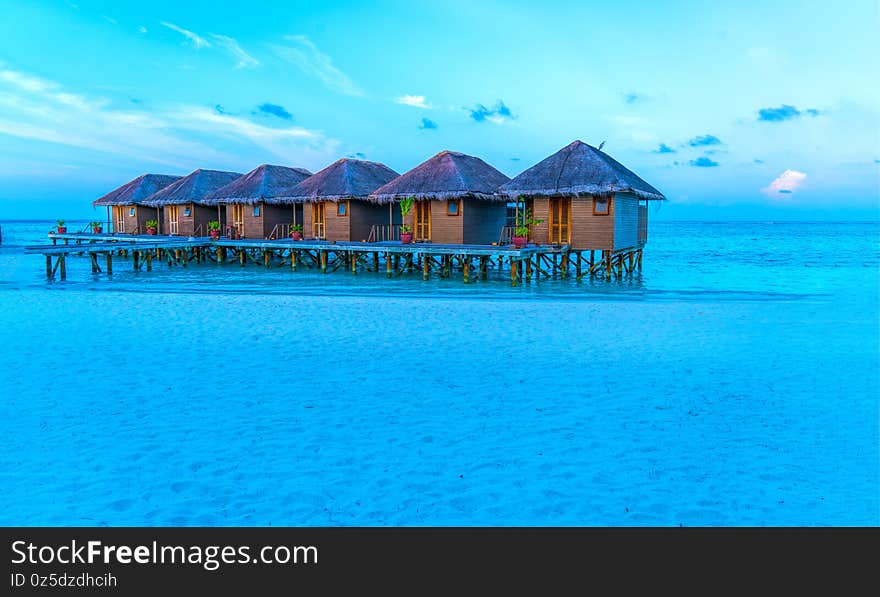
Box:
569, 197, 614, 250
262, 204, 294, 239
324, 201, 350, 242
612, 193, 639, 250
462, 200, 506, 245
350, 201, 389, 243
428, 199, 462, 244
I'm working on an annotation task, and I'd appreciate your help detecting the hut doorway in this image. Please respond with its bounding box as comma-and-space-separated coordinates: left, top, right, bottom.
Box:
168, 205, 179, 235
312, 202, 326, 239
414, 200, 431, 242
548, 198, 570, 244
114, 207, 125, 234
231, 205, 244, 237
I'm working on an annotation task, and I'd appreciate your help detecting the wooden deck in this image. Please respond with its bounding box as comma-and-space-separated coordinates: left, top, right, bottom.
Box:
28, 232, 645, 284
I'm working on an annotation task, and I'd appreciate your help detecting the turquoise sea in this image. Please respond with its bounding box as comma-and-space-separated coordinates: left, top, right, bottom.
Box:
0, 219, 877, 525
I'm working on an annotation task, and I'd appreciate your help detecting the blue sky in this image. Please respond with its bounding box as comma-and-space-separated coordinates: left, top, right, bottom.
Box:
0, 0, 877, 220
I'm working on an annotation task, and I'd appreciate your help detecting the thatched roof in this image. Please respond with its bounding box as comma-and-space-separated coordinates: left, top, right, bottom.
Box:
201, 164, 312, 206
499, 140, 666, 201
92, 173, 182, 206
284, 158, 399, 203
141, 169, 243, 206
370, 151, 510, 204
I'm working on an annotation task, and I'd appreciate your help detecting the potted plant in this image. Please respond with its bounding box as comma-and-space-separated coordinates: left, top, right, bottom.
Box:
56, 220, 67, 234
290, 224, 303, 241
208, 220, 221, 240
90, 221, 103, 233
399, 197, 414, 244
145, 219, 158, 235
512, 207, 543, 248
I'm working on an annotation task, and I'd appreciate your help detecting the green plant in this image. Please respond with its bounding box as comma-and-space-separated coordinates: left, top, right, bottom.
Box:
513, 207, 543, 237
56, 220, 65, 227
399, 196, 414, 217
291, 224, 303, 233
400, 224, 412, 234
145, 219, 158, 229
208, 220, 221, 231
90, 221, 102, 228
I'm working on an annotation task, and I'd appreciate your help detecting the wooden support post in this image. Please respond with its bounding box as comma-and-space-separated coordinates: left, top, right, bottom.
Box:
106, 253, 112, 274
263, 250, 270, 268
146, 251, 152, 271
320, 250, 327, 273
510, 258, 518, 287
463, 258, 470, 284
480, 256, 488, 279
373, 252, 379, 272
291, 250, 297, 271
525, 257, 532, 282
617, 254, 623, 277
386, 252, 392, 278
45, 255, 52, 278
351, 251, 357, 274
575, 252, 582, 278
637, 249, 643, 271
181, 249, 187, 267
561, 253, 569, 279
59, 254, 66, 280
393, 254, 400, 271
133, 251, 140, 271
216, 246, 222, 263
240, 249, 246, 267
605, 251, 612, 280
423, 252, 430, 280
90, 253, 97, 273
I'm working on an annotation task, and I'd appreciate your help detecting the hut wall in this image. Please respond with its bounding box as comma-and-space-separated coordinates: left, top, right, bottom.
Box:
569, 198, 615, 250
240, 205, 264, 239
429, 200, 463, 244
612, 193, 640, 250
324, 201, 351, 242
302, 204, 314, 239
462, 200, 506, 245
262, 204, 293, 239
349, 201, 388, 242
530, 198, 551, 245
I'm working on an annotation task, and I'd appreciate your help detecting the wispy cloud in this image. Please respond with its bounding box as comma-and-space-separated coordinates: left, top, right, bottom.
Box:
161, 22, 210, 49
0, 66, 337, 170
396, 94, 430, 108
209, 34, 259, 69
418, 118, 437, 130
101, 15, 118, 25
624, 92, 646, 104
690, 157, 719, 167
757, 104, 822, 122
653, 143, 676, 154
762, 169, 806, 196
272, 35, 364, 97
138, 25, 148, 34
64, 1, 79, 10
255, 103, 292, 120
688, 134, 722, 147
469, 100, 515, 124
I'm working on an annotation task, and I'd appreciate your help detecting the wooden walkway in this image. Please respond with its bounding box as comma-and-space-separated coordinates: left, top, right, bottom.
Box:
28, 233, 644, 285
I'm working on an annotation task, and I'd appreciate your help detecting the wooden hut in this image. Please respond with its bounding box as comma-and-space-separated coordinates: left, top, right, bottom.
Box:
92, 173, 181, 234
142, 169, 242, 236
369, 151, 510, 245
498, 140, 666, 249
289, 158, 400, 242
202, 164, 312, 239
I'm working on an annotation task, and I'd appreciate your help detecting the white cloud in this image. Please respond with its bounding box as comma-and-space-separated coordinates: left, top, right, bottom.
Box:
161, 22, 211, 49
209, 34, 259, 69
139, 26, 148, 34
102, 15, 118, 25
272, 35, 364, 97
0, 66, 338, 170
396, 94, 429, 109
762, 169, 807, 197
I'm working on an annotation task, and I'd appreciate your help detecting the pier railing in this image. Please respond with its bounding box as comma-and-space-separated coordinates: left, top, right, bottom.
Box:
368, 225, 402, 242
268, 223, 304, 240
498, 226, 515, 245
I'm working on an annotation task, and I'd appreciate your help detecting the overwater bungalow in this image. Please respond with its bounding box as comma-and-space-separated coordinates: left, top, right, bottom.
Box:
498, 140, 666, 249
142, 169, 242, 236
369, 151, 510, 244
291, 158, 400, 242
92, 173, 182, 234
202, 164, 312, 239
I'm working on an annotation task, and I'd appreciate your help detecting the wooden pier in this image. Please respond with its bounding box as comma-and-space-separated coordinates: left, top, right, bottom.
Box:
27, 233, 644, 285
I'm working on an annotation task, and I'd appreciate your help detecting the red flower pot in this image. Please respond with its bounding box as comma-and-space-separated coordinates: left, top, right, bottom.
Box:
209, 229, 220, 240
292, 231, 303, 241
92, 227, 102, 234
400, 232, 414, 244
56, 227, 67, 234
512, 235, 528, 248
147, 227, 157, 236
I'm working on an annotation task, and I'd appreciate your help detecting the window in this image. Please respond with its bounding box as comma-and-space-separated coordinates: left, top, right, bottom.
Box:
446, 199, 461, 216
593, 197, 610, 215
183, 206, 191, 217
337, 201, 348, 216
253, 205, 261, 217
129, 207, 135, 217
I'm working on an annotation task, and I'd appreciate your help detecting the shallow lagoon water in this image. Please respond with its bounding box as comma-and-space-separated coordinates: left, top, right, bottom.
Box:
0, 220, 877, 525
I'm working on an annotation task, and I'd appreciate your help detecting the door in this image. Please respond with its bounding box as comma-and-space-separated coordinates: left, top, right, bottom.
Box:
312, 202, 326, 239
548, 198, 570, 244
414, 200, 431, 242
114, 206, 125, 234
168, 205, 179, 235
231, 205, 244, 237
